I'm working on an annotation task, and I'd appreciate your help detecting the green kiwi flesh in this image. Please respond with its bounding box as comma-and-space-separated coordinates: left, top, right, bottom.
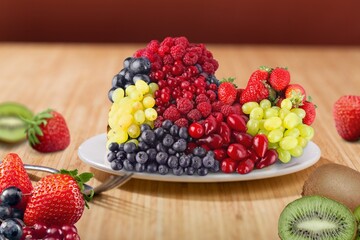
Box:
353, 206, 360, 240
0, 102, 33, 143
278, 195, 357, 240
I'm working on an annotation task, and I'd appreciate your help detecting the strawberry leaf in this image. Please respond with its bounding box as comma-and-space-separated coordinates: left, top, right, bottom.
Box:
78, 173, 94, 183
220, 77, 238, 88
23, 109, 53, 146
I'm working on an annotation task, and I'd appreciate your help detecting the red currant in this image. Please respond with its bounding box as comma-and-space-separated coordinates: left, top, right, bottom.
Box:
181, 81, 190, 89
188, 123, 205, 139
154, 70, 164, 81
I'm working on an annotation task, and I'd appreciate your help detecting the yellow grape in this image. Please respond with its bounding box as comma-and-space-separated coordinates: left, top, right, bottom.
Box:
264, 117, 282, 131
281, 99, 293, 110
149, 83, 159, 94
132, 101, 144, 112
267, 129, 284, 143
291, 108, 306, 119
284, 128, 300, 138
127, 124, 141, 138
279, 108, 290, 120
143, 96, 155, 108
264, 108, 279, 119
250, 107, 264, 120
242, 102, 259, 114
289, 145, 304, 157
279, 136, 298, 150
135, 80, 150, 94
283, 112, 301, 129
145, 108, 158, 121
297, 137, 308, 148
246, 119, 259, 136
118, 114, 133, 129
277, 148, 291, 163
125, 85, 137, 96
259, 99, 272, 109
134, 110, 146, 124
129, 90, 143, 101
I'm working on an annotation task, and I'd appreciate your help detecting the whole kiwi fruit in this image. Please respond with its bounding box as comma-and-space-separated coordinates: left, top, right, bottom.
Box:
302, 163, 360, 211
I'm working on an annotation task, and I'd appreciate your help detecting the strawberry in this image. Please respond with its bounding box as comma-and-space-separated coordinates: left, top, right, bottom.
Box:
240, 80, 274, 104
26, 109, 70, 153
333, 95, 360, 141
24, 169, 94, 226
0, 153, 33, 210
248, 66, 271, 85
269, 67, 290, 91
218, 77, 237, 105
285, 84, 306, 107
300, 101, 316, 125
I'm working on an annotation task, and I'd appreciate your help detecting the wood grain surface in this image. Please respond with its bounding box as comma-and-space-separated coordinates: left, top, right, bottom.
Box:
0, 43, 360, 240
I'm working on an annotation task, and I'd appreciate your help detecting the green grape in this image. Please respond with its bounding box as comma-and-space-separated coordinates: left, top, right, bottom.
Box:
108, 116, 117, 129
260, 99, 272, 109
279, 136, 298, 150
264, 108, 279, 119
264, 117, 282, 131
268, 142, 279, 150
289, 145, 304, 158
297, 137, 308, 148
135, 80, 150, 94
144, 108, 158, 121
284, 128, 300, 138
242, 102, 259, 114
134, 110, 145, 124
113, 128, 128, 144
117, 97, 134, 114
149, 83, 159, 94
277, 148, 291, 163
112, 88, 125, 102
127, 124, 141, 138
258, 129, 269, 136
246, 119, 259, 136
129, 90, 143, 101
143, 96, 155, 108
283, 112, 301, 129
268, 129, 284, 143
250, 107, 264, 120
297, 124, 314, 140
125, 85, 137, 96
279, 108, 290, 120
259, 120, 265, 130
281, 98, 293, 110
132, 101, 144, 112
144, 120, 154, 129
118, 114, 133, 129
291, 108, 306, 119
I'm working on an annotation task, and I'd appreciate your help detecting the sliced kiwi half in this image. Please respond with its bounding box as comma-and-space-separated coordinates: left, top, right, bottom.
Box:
353, 206, 360, 240
278, 195, 357, 240
0, 102, 33, 143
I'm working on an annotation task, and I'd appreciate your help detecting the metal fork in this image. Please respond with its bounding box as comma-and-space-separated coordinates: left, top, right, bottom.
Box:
24, 164, 133, 196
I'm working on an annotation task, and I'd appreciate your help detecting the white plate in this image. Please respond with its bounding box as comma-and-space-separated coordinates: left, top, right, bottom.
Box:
78, 133, 321, 183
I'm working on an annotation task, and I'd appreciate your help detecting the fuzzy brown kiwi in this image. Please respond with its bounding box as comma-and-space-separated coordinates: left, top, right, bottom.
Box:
302, 163, 360, 211
278, 195, 357, 240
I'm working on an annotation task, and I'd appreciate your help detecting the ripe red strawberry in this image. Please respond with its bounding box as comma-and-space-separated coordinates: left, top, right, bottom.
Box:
218, 78, 237, 105
300, 101, 316, 125
248, 66, 271, 85
0, 153, 33, 210
285, 84, 306, 107
269, 67, 290, 91
240, 81, 270, 104
24, 169, 93, 226
333, 95, 360, 141
26, 109, 70, 153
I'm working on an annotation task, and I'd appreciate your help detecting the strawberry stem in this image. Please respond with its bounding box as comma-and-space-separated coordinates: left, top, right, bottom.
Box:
220, 77, 238, 88
23, 109, 53, 146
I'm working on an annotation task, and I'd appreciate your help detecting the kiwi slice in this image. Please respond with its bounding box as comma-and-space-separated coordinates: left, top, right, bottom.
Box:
353, 206, 360, 240
0, 102, 33, 143
278, 195, 357, 240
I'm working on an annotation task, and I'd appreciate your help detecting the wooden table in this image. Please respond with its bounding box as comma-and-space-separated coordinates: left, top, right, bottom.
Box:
0, 43, 359, 240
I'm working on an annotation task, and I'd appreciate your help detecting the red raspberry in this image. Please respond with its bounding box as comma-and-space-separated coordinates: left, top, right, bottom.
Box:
161, 37, 175, 47
134, 48, 145, 57
183, 52, 198, 66
195, 94, 210, 104
141, 50, 156, 62
211, 101, 224, 112
176, 98, 194, 114
232, 103, 243, 115
175, 118, 189, 127
163, 106, 181, 122
202, 62, 215, 74
221, 105, 235, 117
204, 50, 213, 58
187, 109, 202, 122
188, 47, 202, 57
163, 54, 174, 65
147, 40, 160, 53
154, 116, 164, 128
170, 45, 186, 60
158, 45, 170, 57
175, 36, 189, 47
206, 90, 217, 102
151, 61, 162, 71
210, 59, 219, 71
197, 102, 212, 118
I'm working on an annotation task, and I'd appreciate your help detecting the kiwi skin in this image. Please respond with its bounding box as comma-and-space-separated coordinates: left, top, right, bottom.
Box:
302, 163, 360, 211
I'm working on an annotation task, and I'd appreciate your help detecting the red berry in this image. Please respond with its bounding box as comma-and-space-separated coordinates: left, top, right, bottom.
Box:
236, 159, 255, 174
232, 132, 253, 148
183, 91, 194, 100
221, 159, 238, 173
163, 106, 181, 122
226, 114, 247, 132
252, 134, 269, 158
218, 82, 237, 105
213, 149, 227, 161
197, 101, 212, 118
227, 143, 248, 161
206, 90, 217, 102
212, 112, 224, 124
188, 123, 205, 139
174, 118, 189, 128
218, 122, 231, 144
176, 97, 194, 114
300, 101, 317, 126
160, 92, 170, 102
221, 105, 235, 117
256, 149, 278, 169
203, 115, 218, 135
195, 94, 210, 104
211, 101, 224, 112
187, 109, 202, 122
181, 81, 190, 89
198, 134, 223, 149
183, 52, 199, 66
170, 45, 186, 60
269, 67, 290, 91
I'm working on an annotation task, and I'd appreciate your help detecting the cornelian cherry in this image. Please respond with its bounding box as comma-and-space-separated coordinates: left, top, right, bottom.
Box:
188, 123, 204, 139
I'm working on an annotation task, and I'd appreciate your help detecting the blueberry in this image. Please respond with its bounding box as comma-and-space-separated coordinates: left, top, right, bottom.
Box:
172, 139, 187, 152
175, 152, 181, 158
110, 160, 123, 171
209, 160, 220, 173
206, 151, 215, 158
1, 187, 22, 207
0, 219, 23, 240
167, 156, 179, 169
146, 163, 158, 173
154, 127, 165, 139
191, 156, 202, 169
118, 68, 126, 77
169, 125, 179, 136
124, 142, 137, 153
156, 143, 167, 153
168, 148, 176, 155
162, 120, 173, 130
108, 142, 119, 152
202, 155, 215, 168
12, 209, 24, 220
138, 141, 149, 151
197, 167, 209, 176
124, 70, 134, 83
158, 165, 169, 175
123, 57, 133, 69
178, 127, 189, 139
156, 152, 168, 165
140, 124, 151, 132
108, 87, 116, 102
179, 155, 191, 168
172, 166, 184, 176
135, 163, 146, 172
146, 148, 157, 161
118, 143, 125, 151
141, 130, 156, 144
162, 134, 174, 147
112, 74, 126, 88
116, 151, 127, 161
107, 152, 116, 162
123, 160, 134, 171
0, 204, 12, 219
133, 74, 151, 84
193, 147, 206, 157
136, 151, 148, 164
185, 167, 195, 175
127, 153, 136, 163
129, 57, 151, 74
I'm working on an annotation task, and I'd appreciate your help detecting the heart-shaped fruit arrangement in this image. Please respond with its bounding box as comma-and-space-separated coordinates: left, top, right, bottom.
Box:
106, 36, 316, 176
0, 153, 93, 240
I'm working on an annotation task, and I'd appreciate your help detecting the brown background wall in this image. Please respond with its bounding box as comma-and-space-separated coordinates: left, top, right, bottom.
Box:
1, 0, 360, 44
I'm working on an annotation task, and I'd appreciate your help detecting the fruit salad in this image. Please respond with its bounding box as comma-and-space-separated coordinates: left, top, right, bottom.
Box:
106, 36, 316, 176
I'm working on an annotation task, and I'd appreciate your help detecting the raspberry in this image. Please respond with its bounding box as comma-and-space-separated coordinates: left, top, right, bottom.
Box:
206, 90, 217, 102
188, 47, 202, 57
175, 37, 189, 47
210, 59, 219, 71
221, 105, 236, 117
232, 103, 243, 115
174, 118, 189, 127
211, 101, 224, 112
154, 116, 164, 128
183, 52, 198, 66
195, 94, 210, 104
187, 109, 202, 122
141, 50, 156, 62
163, 106, 181, 122
163, 54, 174, 65
158, 45, 170, 57
176, 97, 194, 114
134, 48, 145, 57
202, 62, 215, 74
161, 37, 175, 47
170, 45, 186, 60
151, 61, 162, 71
197, 102, 212, 118
147, 40, 160, 53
